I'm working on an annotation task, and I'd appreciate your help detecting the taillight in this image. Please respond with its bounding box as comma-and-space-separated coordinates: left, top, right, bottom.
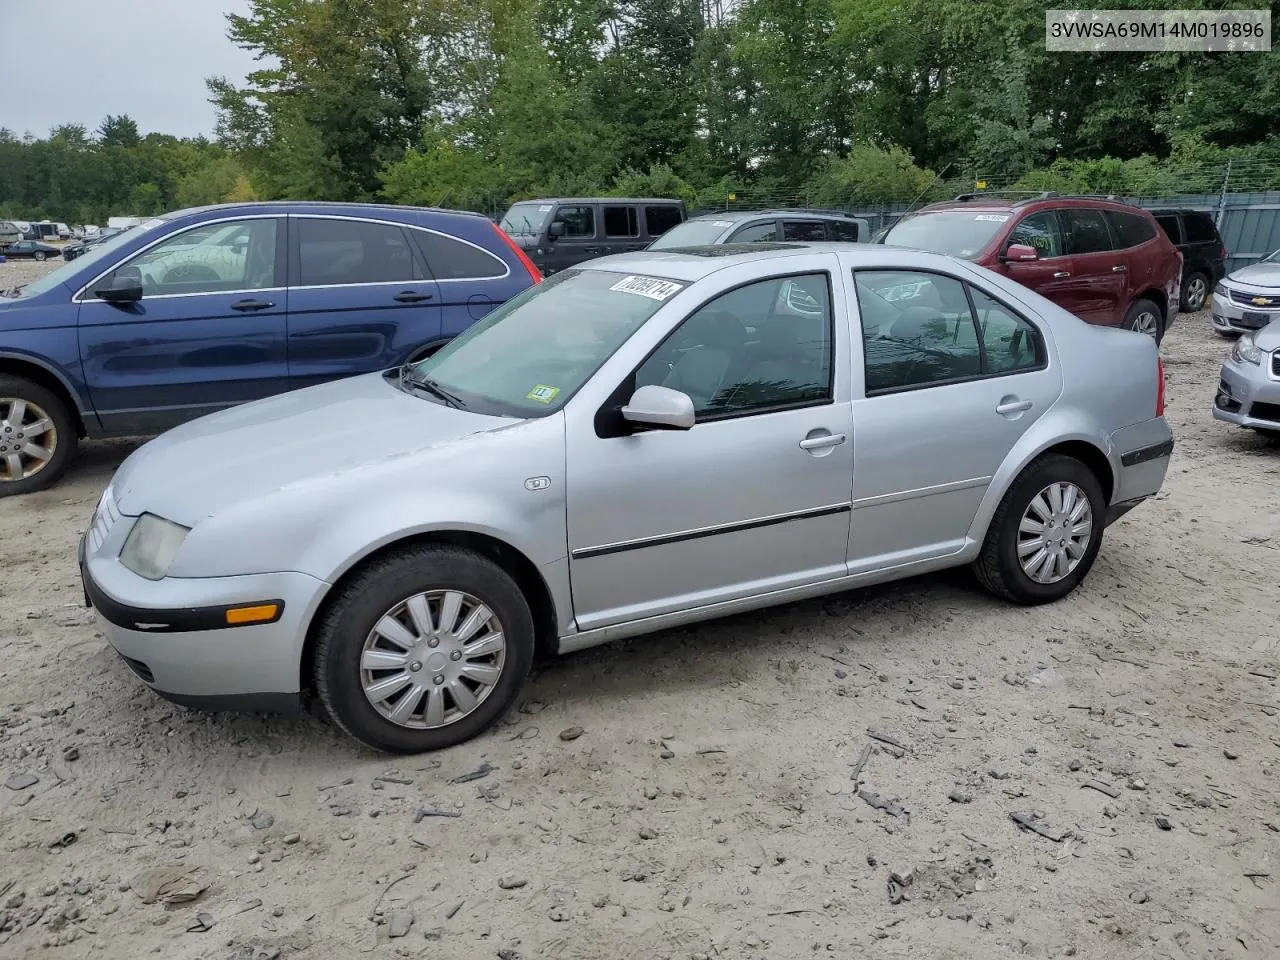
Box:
1156, 356, 1165, 417
491, 222, 542, 284
1219, 244, 1228, 260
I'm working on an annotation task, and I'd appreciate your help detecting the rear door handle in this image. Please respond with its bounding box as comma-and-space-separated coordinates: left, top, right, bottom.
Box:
393, 291, 433, 303
799, 433, 847, 451
583, 247, 600, 255
996, 399, 1033, 415
1112, 264, 1127, 273
1053, 271, 1070, 278
230, 299, 274, 312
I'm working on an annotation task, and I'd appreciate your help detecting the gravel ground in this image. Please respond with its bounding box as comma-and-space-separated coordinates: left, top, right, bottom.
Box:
1, 256, 1278, 960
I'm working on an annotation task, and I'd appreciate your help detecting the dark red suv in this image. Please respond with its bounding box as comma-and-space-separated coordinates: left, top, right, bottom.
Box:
881, 193, 1184, 342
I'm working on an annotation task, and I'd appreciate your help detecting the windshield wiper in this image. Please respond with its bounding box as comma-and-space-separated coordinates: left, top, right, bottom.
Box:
399, 364, 464, 409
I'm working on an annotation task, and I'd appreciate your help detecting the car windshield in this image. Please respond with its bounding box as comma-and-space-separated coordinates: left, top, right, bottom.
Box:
647, 218, 735, 250
1264, 249, 1280, 263
882, 210, 1011, 259
406, 268, 685, 417
3, 219, 163, 299
499, 202, 554, 236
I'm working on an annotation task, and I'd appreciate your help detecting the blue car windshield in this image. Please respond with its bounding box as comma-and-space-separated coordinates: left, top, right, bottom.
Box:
5, 220, 163, 299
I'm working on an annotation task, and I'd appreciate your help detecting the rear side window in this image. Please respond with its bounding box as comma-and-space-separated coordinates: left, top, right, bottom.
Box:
1062, 210, 1113, 255
782, 220, 827, 241
1154, 215, 1182, 244
829, 220, 860, 242
603, 205, 639, 238
1183, 213, 1218, 243
297, 218, 417, 286
554, 205, 594, 238
728, 221, 778, 243
411, 229, 507, 280
1106, 210, 1156, 248
644, 205, 683, 236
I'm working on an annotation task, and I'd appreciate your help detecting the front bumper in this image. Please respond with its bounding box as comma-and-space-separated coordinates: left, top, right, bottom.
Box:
80, 535, 329, 712
1211, 286, 1280, 334
1213, 356, 1280, 430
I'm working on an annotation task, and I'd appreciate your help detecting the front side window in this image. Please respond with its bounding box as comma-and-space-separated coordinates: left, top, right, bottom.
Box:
102, 218, 278, 296
297, 218, 417, 286
1062, 209, 1113, 255
727, 221, 778, 243
782, 220, 828, 242
645, 205, 683, 236
408, 269, 683, 417
603, 206, 639, 238
635, 274, 832, 418
554, 205, 594, 238
1008, 212, 1065, 258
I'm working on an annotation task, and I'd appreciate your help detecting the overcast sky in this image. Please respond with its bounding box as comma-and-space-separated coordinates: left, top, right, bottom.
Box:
0, 0, 259, 139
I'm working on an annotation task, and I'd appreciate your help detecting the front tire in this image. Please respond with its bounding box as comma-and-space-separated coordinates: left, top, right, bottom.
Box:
1180, 271, 1208, 313
1124, 298, 1164, 343
0, 376, 78, 497
314, 544, 534, 753
33, 251, 46, 261
972, 454, 1106, 605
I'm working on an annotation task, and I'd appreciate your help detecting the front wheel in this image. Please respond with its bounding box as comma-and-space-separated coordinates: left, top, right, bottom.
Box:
972, 454, 1106, 605
1180, 272, 1208, 313
1124, 298, 1164, 343
0, 376, 78, 497
314, 544, 534, 753
33, 251, 46, 262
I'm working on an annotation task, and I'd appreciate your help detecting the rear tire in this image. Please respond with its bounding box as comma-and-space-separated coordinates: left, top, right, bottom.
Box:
972, 454, 1106, 605
33, 251, 46, 262
1179, 272, 1208, 313
1124, 298, 1164, 343
0, 375, 78, 497
314, 544, 534, 753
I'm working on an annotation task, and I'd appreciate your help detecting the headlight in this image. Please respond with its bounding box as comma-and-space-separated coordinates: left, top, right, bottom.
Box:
1232, 332, 1263, 366
119, 514, 190, 580
1214, 281, 1227, 297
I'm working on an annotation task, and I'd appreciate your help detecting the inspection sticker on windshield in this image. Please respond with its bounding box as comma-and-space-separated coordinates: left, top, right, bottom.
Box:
973, 214, 1010, 222
526, 384, 561, 404
609, 275, 683, 301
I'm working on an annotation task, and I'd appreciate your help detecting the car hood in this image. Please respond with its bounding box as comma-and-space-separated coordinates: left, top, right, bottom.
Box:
111, 373, 514, 525
1227, 261, 1280, 288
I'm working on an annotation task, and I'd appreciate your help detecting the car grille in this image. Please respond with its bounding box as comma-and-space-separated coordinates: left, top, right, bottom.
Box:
88, 489, 121, 553
1228, 288, 1280, 309
1249, 401, 1280, 424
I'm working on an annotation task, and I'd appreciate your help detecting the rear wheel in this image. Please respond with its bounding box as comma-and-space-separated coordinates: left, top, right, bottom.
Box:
1180, 272, 1208, 313
33, 251, 46, 262
1124, 298, 1164, 343
314, 544, 534, 753
0, 376, 77, 497
973, 454, 1106, 605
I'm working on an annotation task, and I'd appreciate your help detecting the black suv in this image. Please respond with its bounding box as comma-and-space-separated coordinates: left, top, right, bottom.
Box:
647, 208, 870, 251
498, 197, 687, 275
1150, 209, 1227, 312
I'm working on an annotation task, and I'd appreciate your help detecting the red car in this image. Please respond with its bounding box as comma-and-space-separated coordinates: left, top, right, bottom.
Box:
881, 194, 1183, 342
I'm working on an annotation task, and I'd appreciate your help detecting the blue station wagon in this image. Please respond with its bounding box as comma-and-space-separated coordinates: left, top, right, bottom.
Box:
0, 202, 542, 495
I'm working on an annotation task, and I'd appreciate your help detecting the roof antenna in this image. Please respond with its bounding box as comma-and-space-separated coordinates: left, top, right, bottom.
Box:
901, 161, 954, 216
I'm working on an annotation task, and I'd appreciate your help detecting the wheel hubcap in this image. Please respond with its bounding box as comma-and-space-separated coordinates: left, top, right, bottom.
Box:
1131, 311, 1159, 337
1187, 278, 1206, 309
359, 589, 506, 729
1017, 481, 1093, 585
0, 397, 56, 483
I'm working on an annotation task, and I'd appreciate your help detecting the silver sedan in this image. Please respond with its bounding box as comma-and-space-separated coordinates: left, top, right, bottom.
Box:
80, 244, 1174, 753
1211, 251, 1280, 335
1213, 320, 1280, 433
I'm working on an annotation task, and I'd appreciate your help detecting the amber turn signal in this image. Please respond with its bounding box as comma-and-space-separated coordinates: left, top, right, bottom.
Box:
225, 603, 280, 625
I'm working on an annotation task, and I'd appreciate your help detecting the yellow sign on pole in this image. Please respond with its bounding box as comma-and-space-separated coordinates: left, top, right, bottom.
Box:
975, 179, 988, 190
728, 193, 737, 201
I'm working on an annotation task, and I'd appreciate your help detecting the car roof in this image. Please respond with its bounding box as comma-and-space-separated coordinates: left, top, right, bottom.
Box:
572, 242, 962, 282
685, 209, 862, 224
159, 201, 493, 221
509, 197, 684, 205
919, 195, 1149, 215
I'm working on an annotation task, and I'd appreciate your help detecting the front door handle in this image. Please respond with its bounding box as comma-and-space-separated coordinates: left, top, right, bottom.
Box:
1053, 271, 1070, 278
799, 433, 847, 451
1112, 264, 1127, 273
583, 247, 601, 255
996, 398, 1034, 415
230, 298, 274, 312
394, 291, 433, 303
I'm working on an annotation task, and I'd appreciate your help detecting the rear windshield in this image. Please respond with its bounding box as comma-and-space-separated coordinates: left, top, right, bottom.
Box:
882, 210, 1011, 259
499, 203, 553, 236
647, 219, 735, 250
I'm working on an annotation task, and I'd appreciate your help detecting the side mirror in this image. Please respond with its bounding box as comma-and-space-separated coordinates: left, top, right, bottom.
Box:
96, 271, 143, 303
1003, 243, 1039, 263
548, 221, 565, 240
621, 384, 695, 431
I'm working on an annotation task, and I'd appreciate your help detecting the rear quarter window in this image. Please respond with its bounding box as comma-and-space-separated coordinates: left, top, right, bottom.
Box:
1183, 213, 1219, 244
412, 229, 508, 280
645, 205, 684, 236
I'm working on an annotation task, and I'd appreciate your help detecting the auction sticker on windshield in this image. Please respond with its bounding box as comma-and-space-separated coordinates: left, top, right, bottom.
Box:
609, 275, 684, 301
974, 214, 1010, 222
